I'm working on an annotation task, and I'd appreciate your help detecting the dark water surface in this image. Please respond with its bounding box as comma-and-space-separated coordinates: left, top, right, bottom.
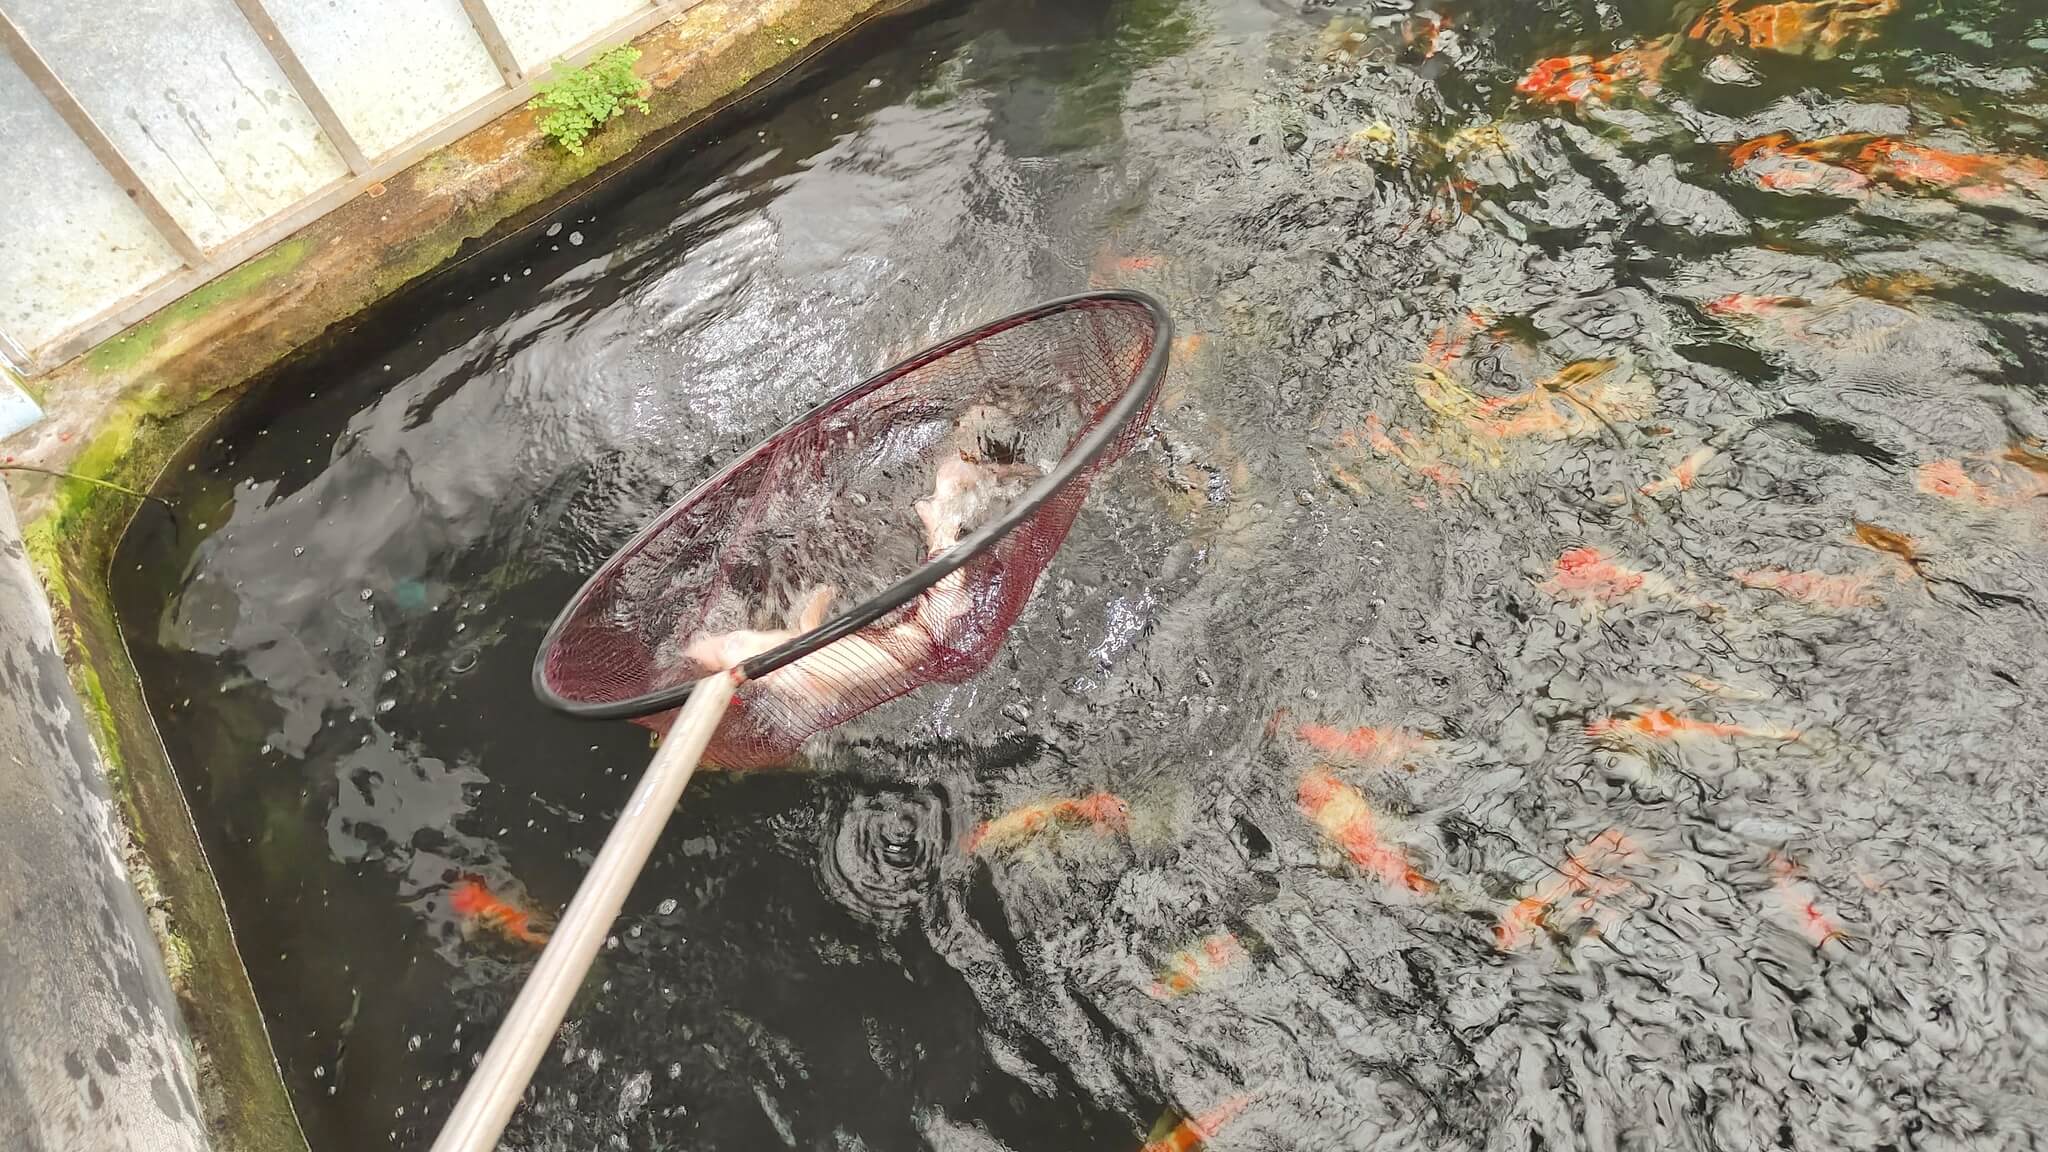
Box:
116, 0, 2048, 1148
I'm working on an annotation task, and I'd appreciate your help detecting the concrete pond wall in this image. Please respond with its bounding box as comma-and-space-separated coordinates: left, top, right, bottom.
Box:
0, 0, 929, 1146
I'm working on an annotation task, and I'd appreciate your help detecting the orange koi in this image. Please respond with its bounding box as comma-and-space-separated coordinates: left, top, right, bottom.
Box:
1843, 270, 1939, 304
1143, 1095, 1252, 1152
1916, 459, 1998, 506
2005, 440, 2048, 479
1148, 932, 1248, 999
1586, 708, 1800, 744
1496, 828, 1636, 950
1855, 139, 2048, 203
1729, 132, 1877, 195
1298, 768, 1435, 893
1851, 520, 1935, 583
1423, 310, 1489, 369
1541, 547, 1671, 602
1639, 447, 1717, 496
1404, 12, 1453, 58
1341, 415, 1465, 495
1769, 851, 1846, 948
966, 793, 1129, 855
450, 877, 550, 948
1917, 454, 2048, 509
1706, 292, 1811, 319
1292, 721, 1427, 766
1515, 39, 1673, 105
1730, 566, 1880, 609
1688, 0, 1897, 58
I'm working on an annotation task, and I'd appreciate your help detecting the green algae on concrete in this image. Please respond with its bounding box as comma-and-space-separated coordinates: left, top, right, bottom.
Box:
0, 0, 931, 1148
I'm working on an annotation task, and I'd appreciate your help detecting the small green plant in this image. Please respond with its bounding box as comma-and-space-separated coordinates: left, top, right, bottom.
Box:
529, 47, 650, 156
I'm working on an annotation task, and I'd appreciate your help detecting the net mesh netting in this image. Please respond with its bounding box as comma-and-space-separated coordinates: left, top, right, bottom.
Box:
537, 295, 1163, 769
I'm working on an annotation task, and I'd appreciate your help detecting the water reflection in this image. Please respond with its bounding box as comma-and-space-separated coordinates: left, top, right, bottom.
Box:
114, 0, 2048, 1148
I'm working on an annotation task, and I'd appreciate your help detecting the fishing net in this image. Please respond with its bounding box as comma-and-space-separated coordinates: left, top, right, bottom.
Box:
534, 292, 1168, 769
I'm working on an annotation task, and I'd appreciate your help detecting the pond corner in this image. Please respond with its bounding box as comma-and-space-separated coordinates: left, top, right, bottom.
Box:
0, 0, 927, 1147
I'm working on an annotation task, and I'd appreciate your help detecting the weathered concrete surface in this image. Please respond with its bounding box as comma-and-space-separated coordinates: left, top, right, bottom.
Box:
0, 486, 210, 1152
0, 0, 930, 1149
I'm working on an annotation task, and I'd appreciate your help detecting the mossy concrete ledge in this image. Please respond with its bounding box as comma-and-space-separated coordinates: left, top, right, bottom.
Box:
0, 0, 925, 1147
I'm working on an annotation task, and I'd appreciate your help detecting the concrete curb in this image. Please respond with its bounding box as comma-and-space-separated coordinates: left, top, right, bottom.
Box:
0, 485, 209, 1152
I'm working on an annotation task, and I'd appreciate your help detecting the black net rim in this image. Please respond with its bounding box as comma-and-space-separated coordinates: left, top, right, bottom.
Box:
530, 289, 1172, 721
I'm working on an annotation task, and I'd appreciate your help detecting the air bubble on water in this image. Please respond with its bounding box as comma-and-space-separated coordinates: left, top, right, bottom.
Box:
628, 924, 641, 938
570, 231, 585, 245
260, 744, 272, 755
602, 980, 613, 993
451, 650, 479, 674
374, 636, 386, 647
293, 547, 305, 557
314, 1066, 325, 1079
407, 1035, 421, 1052
657, 898, 677, 915
381, 670, 397, 683
606, 935, 619, 949
360, 589, 373, 601
866, 77, 881, 88
455, 622, 467, 634
377, 699, 396, 714
546, 222, 561, 237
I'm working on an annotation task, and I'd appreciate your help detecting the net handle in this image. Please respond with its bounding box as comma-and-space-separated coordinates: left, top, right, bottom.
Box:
531, 289, 1172, 721
430, 669, 739, 1152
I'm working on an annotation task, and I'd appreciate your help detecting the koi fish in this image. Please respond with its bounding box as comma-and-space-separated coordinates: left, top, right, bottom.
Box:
1706, 292, 1811, 319
1148, 932, 1248, 999
965, 793, 1130, 855
2005, 440, 2048, 479
1856, 139, 2048, 204
1540, 547, 1694, 605
1843, 270, 1940, 304
1339, 415, 1466, 497
1423, 310, 1490, 370
1687, 0, 1897, 59
1639, 447, 1718, 496
449, 877, 550, 948
1292, 720, 1429, 765
1851, 519, 1930, 578
1143, 1095, 1252, 1152
1090, 251, 1163, 288
1403, 11, 1453, 58
1730, 566, 1880, 609
1769, 851, 1847, 948
1496, 828, 1636, 950
1916, 459, 1998, 506
1586, 708, 1801, 744
1917, 456, 2048, 509
1729, 132, 1875, 196
1474, 360, 1654, 439
1515, 39, 1673, 105
1444, 123, 1513, 158
1298, 768, 1435, 893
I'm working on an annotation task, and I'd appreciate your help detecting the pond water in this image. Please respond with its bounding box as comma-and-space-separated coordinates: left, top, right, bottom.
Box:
114, 0, 2048, 1148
